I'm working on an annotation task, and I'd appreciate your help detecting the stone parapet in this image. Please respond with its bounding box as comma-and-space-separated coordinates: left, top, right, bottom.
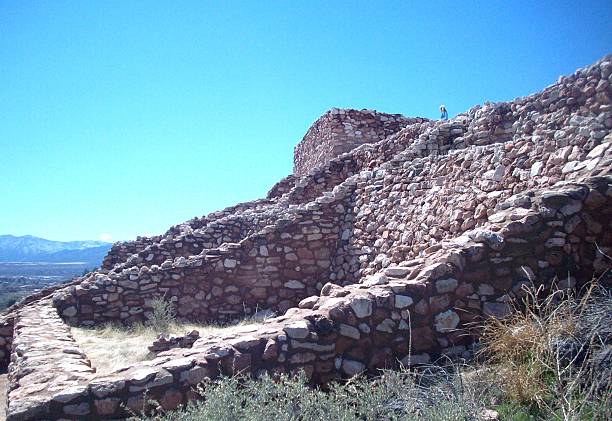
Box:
293, 109, 422, 177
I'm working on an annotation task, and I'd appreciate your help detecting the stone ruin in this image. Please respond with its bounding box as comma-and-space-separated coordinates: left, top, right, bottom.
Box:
1, 55, 611, 420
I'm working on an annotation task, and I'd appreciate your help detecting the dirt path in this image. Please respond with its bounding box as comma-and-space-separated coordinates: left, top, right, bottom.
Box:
0, 374, 7, 421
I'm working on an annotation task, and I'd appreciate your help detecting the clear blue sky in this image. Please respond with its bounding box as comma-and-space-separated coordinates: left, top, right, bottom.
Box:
1, 1, 610, 242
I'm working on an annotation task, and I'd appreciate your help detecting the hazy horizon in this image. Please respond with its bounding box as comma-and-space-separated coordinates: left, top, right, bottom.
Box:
0, 233, 111, 243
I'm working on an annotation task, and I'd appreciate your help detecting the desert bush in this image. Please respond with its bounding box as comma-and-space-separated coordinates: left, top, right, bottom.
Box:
148, 296, 176, 333
480, 281, 612, 420
136, 369, 492, 421
0, 291, 26, 310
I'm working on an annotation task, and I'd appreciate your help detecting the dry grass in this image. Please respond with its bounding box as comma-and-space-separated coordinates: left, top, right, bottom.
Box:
71, 322, 227, 375
72, 297, 273, 376
479, 280, 612, 419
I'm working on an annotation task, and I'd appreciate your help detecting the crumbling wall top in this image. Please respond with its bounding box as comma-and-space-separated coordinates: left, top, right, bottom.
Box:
293, 108, 424, 177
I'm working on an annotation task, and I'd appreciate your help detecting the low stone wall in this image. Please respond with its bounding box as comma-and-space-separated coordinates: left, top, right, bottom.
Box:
267, 175, 296, 199
53, 201, 348, 326
293, 109, 421, 177
102, 236, 162, 270
102, 199, 276, 271
7, 300, 95, 420
0, 278, 82, 370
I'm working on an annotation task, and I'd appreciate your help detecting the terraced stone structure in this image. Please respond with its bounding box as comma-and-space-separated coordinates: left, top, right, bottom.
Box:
293, 108, 421, 177
1, 55, 611, 420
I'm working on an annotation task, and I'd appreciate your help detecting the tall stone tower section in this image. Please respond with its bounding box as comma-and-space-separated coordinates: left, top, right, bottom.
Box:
293, 108, 422, 176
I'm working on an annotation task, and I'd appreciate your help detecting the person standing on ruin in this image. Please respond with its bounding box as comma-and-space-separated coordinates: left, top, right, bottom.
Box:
440, 105, 448, 121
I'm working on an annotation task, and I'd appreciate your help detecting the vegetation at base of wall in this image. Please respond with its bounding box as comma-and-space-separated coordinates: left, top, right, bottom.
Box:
149, 296, 177, 333
135, 369, 494, 421
478, 280, 611, 420
71, 298, 268, 375
71, 321, 212, 375
138, 281, 611, 421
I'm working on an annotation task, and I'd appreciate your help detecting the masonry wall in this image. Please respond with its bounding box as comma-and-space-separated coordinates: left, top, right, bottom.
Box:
0, 278, 83, 370
104, 54, 611, 277
53, 201, 348, 326
6, 177, 611, 420
52, 54, 612, 330
338, 131, 612, 284
3, 55, 612, 420
293, 108, 421, 177
102, 199, 275, 270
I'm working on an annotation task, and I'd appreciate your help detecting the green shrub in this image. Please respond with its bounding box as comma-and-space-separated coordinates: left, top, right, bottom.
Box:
0, 291, 26, 310
148, 296, 176, 334
136, 369, 491, 421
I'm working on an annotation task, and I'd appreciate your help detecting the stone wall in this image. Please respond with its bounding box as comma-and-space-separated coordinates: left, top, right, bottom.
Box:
53, 201, 348, 326
51, 54, 612, 332
103, 54, 611, 277
2, 55, 612, 420
293, 108, 422, 177
7, 300, 95, 419
337, 131, 611, 284
5, 177, 610, 420
267, 175, 296, 199
0, 278, 82, 370
102, 199, 275, 271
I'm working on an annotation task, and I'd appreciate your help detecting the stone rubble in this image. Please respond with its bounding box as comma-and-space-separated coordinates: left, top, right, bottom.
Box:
148, 331, 200, 353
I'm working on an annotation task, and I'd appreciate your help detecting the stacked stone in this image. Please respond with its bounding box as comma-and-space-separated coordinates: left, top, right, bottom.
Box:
2, 55, 612, 420
46, 55, 612, 330
148, 330, 200, 353
7, 300, 95, 420
100, 200, 303, 283
52, 198, 348, 326
102, 236, 162, 270
338, 133, 611, 282
6, 177, 610, 420
267, 175, 296, 199
0, 277, 84, 370
293, 108, 422, 177
104, 55, 611, 277
164, 198, 275, 237
102, 199, 275, 271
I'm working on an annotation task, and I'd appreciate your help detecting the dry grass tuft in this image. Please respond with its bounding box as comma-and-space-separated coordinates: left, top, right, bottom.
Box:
71, 321, 226, 375
72, 297, 272, 376
479, 280, 612, 419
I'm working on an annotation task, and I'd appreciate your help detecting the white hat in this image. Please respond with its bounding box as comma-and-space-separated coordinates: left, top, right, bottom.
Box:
439, 105, 446, 110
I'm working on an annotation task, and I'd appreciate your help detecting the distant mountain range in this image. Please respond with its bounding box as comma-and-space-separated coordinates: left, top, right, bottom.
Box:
0, 235, 112, 265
